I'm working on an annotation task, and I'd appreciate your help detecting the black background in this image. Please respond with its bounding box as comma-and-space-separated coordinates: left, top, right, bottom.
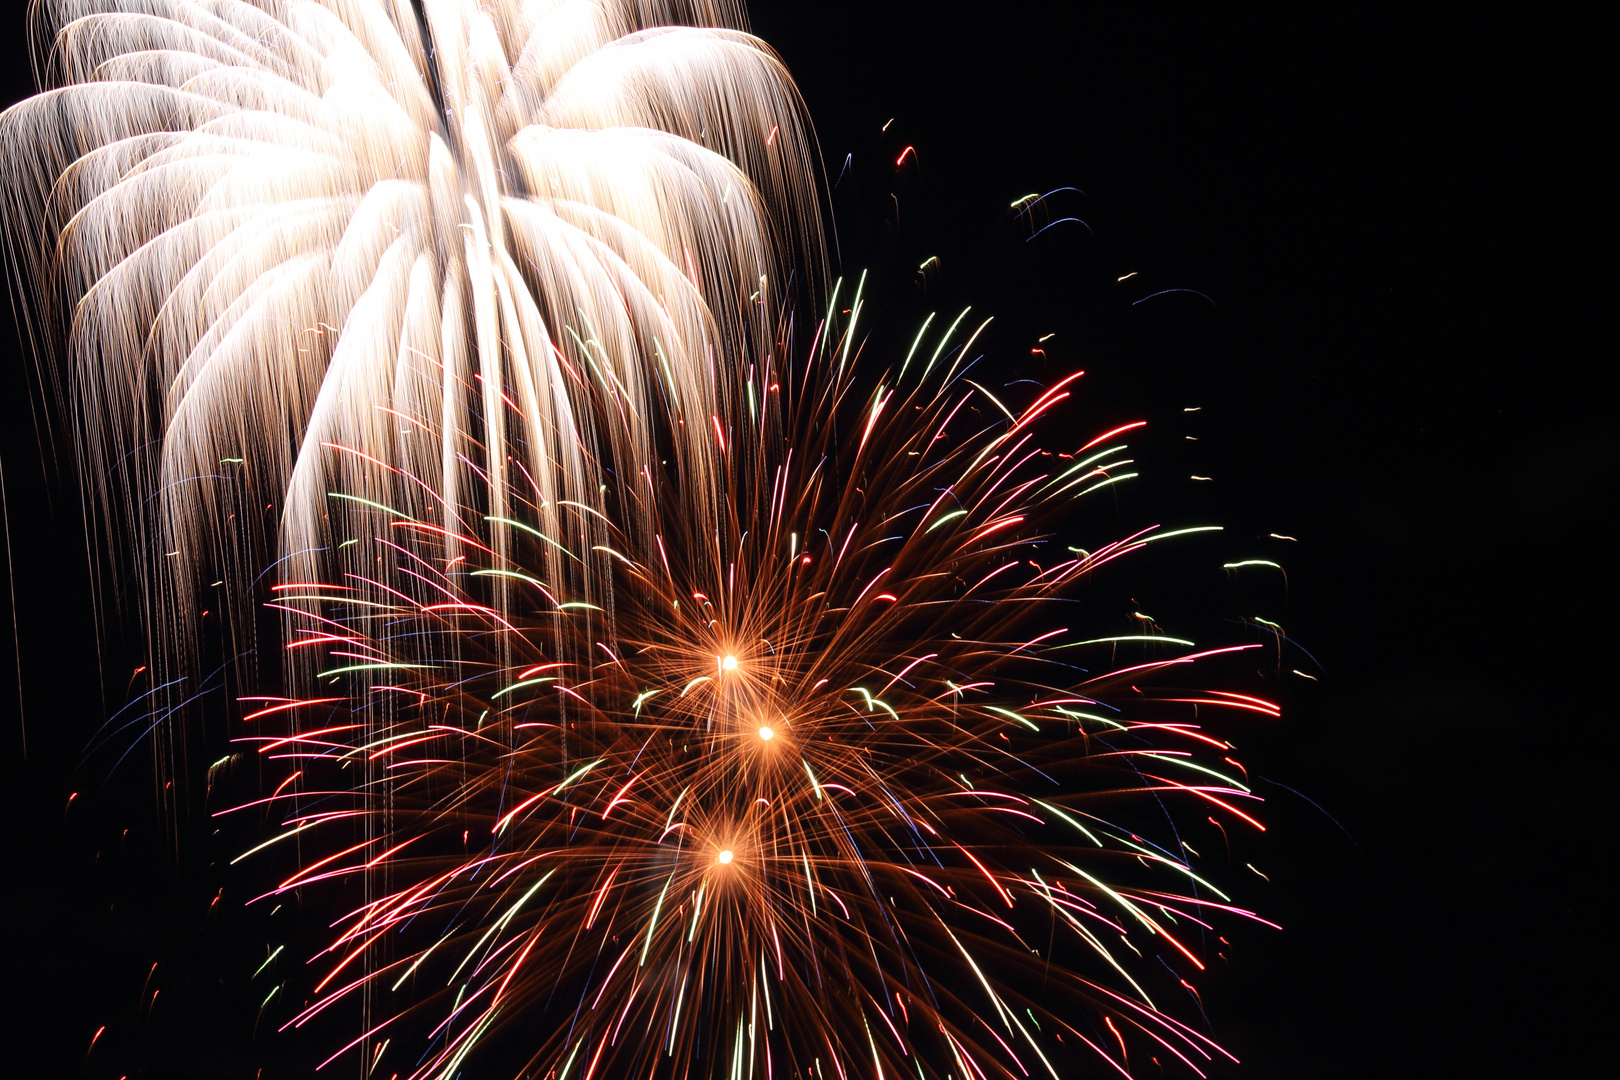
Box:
3, 4, 1614, 1077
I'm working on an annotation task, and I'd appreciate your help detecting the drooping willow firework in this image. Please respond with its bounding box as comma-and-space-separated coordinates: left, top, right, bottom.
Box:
4, 2, 1278, 1077
2, 0, 821, 680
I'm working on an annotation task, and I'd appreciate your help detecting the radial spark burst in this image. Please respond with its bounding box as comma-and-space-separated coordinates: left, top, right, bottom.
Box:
229, 291, 1276, 1077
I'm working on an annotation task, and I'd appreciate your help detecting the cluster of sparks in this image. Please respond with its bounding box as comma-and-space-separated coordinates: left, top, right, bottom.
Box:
222, 291, 1279, 1079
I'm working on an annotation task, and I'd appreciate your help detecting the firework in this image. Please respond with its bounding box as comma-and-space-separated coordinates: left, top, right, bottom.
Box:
2, 0, 822, 683
5, 2, 1275, 1076
226, 291, 1275, 1078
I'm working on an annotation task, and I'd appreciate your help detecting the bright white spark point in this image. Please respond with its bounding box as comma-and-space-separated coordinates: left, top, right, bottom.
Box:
717, 850, 734, 865
721, 655, 738, 671
759, 726, 774, 741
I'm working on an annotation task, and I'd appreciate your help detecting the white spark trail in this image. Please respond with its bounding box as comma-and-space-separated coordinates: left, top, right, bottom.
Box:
3, 0, 823, 678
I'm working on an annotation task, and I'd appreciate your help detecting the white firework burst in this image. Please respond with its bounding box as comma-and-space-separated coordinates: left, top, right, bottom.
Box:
3, 0, 823, 670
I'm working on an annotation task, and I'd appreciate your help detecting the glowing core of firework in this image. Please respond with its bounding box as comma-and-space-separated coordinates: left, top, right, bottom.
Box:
717, 849, 735, 865
758, 726, 775, 741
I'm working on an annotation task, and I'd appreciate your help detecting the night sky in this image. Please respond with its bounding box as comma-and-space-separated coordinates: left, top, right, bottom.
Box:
3, 5, 1613, 1077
